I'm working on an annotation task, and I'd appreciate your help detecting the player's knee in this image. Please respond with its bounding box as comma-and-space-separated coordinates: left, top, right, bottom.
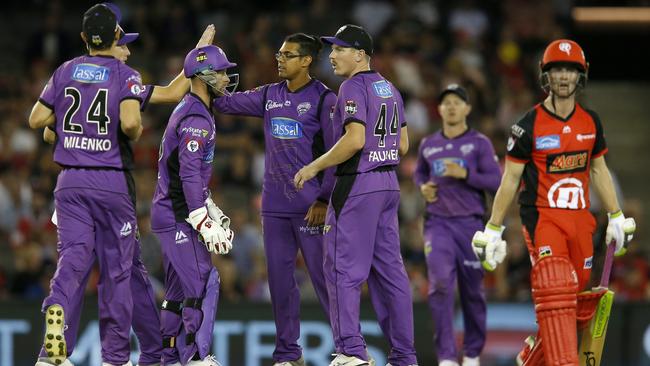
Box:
531, 256, 578, 310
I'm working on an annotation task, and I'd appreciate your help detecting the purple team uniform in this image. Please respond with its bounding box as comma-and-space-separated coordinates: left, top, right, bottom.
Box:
325, 71, 417, 366
38, 54, 146, 365
413, 129, 501, 361
151, 93, 220, 365
38, 83, 161, 365
213, 79, 336, 362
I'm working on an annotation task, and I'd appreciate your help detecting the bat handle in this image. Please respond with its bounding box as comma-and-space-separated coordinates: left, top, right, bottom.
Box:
600, 241, 616, 288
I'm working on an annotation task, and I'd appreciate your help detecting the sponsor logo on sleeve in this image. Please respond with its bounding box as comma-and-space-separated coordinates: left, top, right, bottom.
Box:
71, 63, 110, 83
546, 150, 588, 174
535, 135, 560, 150
511, 124, 525, 138
507, 136, 515, 151
187, 140, 199, 152
345, 100, 358, 115
271, 117, 303, 139
181, 127, 209, 138
126, 74, 143, 95
372, 80, 393, 98
297, 102, 311, 116
584, 256, 593, 269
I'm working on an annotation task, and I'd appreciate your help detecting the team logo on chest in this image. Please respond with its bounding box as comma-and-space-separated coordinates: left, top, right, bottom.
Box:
297, 102, 311, 116
460, 143, 475, 155
345, 100, 357, 115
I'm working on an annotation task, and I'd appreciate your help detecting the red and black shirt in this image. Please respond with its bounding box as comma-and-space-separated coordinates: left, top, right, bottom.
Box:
506, 103, 607, 210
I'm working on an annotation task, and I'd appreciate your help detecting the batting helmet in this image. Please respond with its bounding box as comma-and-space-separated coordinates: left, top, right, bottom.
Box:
540, 39, 589, 93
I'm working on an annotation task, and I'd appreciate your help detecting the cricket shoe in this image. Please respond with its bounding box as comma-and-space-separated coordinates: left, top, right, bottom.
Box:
439, 361, 459, 366
329, 354, 369, 366
43, 304, 66, 365
35, 358, 74, 366
461, 356, 479, 366
273, 355, 305, 366
186, 355, 222, 366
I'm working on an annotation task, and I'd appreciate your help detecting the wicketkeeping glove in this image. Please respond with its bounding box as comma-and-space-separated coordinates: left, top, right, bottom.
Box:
187, 206, 231, 255
606, 210, 636, 256
205, 197, 234, 244
472, 223, 507, 271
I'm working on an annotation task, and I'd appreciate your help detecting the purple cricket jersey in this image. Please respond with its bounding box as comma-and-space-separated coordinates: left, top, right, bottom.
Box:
39, 55, 145, 171
334, 71, 406, 174
213, 79, 337, 216
151, 93, 216, 231
414, 129, 502, 217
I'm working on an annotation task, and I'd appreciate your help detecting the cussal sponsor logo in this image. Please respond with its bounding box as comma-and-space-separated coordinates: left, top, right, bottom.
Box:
546, 150, 588, 174
372, 80, 393, 98
271, 118, 303, 139
71, 63, 110, 83
432, 157, 467, 176
535, 135, 560, 150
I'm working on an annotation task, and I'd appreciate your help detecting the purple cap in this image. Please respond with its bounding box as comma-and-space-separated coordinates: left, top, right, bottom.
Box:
101, 3, 139, 46
183, 45, 237, 78
321, 24, 373, 55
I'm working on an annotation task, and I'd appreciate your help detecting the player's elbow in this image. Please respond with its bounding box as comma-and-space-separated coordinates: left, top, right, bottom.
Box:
350, 133, 365, 151
121, 116, 142, 141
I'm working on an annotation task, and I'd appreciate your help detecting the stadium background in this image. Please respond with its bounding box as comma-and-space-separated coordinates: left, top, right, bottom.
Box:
0, 0, 648, 365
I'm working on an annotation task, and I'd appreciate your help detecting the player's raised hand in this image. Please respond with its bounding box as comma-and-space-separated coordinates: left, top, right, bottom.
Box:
606, 210, 636, 256
294, 164, 319, 191
472, 223, 507, 271
305, 200, 327, 226
195, 24, 216, 48
419, 182, 438, 202
442, 161, 468, 179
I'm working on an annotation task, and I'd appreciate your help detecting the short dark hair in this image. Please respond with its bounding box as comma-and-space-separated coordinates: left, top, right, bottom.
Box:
284, 33, 322, 61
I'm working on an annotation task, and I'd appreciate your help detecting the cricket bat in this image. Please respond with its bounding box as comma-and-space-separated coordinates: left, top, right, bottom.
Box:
577, 243, 615, 366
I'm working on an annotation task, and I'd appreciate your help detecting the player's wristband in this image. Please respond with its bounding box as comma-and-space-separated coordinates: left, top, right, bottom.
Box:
608, 210, 623, 219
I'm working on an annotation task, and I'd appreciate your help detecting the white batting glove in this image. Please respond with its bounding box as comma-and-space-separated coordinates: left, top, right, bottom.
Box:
606, 211, 636, 256
472, 223, 507, 271
186, 206, 231, 255
205, 197, 234, 245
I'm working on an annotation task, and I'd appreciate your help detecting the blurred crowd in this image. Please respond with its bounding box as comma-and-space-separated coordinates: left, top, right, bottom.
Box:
0, 0, 647, 305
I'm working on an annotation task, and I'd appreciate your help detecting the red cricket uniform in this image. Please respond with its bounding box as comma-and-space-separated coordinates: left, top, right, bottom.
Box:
507, 102, 607, 289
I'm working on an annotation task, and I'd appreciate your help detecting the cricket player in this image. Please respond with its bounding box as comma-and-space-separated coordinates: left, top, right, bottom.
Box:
212, 33, 336, 366
28, 3, 148, 366
151, 45, 237, 366
39, 6, 218, 365
414, 84, 501, 366
471, 39, 637, 366
294, 25, 418, 366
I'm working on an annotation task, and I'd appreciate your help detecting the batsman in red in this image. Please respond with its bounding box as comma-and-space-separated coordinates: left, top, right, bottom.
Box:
471, 39, 637, 366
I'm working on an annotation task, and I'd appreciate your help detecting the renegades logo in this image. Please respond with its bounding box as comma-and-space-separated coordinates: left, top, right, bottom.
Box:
546, 150, 588, 174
